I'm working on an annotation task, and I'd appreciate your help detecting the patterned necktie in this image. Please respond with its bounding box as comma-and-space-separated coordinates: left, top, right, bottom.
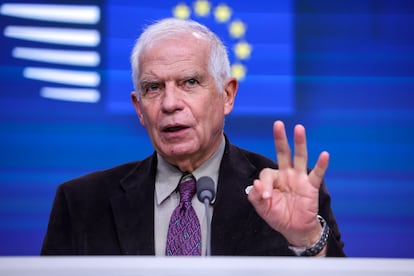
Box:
165, 173, 201, 256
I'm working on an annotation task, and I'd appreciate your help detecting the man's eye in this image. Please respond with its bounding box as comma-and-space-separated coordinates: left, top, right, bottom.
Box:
186, 79, 197, 85
147, 84, 160, 91
141, 83, 162, 98
183, 78, 199, 88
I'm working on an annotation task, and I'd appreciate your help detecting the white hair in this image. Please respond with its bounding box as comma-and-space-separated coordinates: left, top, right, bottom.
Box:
130, 18, 231, 94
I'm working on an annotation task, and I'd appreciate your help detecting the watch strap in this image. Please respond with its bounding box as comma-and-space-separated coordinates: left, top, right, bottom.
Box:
288, 215, 330, 256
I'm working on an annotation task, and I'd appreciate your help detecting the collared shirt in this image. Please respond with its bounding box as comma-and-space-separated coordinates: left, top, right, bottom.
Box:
154, 136, 225, 256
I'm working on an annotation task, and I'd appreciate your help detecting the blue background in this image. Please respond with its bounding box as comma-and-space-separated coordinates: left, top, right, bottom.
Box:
1, 0, 414, 258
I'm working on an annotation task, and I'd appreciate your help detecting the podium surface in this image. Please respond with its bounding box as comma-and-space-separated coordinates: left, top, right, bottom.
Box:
0, 257, 413, 276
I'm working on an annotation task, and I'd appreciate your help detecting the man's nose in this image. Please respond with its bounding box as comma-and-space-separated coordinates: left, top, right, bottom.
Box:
161, 82, 183, 113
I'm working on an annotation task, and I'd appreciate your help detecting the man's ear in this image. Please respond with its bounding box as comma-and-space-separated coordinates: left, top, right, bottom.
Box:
223, 77, 238, 115
131, 91, 145, 126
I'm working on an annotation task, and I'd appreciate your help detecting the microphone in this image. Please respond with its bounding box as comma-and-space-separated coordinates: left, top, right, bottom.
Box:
197, 176, 215, 203
196, 176, 216, 256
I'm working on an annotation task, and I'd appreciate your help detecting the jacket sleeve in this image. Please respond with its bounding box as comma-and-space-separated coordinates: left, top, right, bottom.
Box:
318, 181, 346, 257
40, 184, 77, 255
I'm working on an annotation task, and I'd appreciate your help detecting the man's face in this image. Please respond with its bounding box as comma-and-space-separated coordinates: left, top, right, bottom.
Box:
131, 34, 237, 171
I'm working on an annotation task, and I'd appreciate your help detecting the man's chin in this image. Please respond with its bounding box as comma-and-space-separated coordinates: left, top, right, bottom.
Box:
159, 143, 197, 159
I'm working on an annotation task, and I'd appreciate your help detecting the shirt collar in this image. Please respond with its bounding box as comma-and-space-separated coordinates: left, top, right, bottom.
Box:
155, 136, 225, 205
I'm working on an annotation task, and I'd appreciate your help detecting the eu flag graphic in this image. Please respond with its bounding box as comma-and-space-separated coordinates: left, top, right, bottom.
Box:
106, 0, 294, 115
1, 0, 294, 117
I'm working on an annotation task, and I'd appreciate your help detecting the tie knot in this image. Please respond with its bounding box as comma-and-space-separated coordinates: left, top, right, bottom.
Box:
178, 173, 196, 203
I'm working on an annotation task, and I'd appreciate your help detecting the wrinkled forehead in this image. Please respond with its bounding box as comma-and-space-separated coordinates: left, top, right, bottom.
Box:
138, 32, 210, 66
138, 35, 210, 76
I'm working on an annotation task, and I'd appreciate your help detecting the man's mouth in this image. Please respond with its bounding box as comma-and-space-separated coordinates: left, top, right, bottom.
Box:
162, 125, 188, 133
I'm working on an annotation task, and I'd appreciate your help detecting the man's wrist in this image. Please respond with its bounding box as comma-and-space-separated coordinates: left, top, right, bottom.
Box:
288, 215, 330, 257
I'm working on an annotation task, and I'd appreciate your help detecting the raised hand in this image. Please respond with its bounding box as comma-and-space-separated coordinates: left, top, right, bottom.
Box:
247, 120, 329, 248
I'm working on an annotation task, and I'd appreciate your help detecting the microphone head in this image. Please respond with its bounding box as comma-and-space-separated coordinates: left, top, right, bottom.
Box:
196, 176, 216, 203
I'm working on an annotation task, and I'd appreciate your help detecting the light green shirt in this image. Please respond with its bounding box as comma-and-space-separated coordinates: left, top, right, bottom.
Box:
154, 136, 225, 256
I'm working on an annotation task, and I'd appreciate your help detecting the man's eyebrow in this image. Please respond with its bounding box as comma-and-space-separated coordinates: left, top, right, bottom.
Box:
140, 79, 160, 85
182, 72, 204, 81
140, 73, 204, 85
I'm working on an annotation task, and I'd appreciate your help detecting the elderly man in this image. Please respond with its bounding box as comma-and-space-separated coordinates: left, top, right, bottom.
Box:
41, 18, 345, 257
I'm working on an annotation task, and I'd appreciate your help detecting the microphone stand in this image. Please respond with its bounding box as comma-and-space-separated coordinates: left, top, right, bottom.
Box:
202, 197, 212, 256
196, 176, 215, 257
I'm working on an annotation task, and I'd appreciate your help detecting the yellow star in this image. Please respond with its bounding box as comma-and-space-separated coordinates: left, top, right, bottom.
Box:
231, 63, 246, 80
173, 3, 191, 19
229, 20, 246, 38
214, 4, 232, 23
234, 41, 252, 60
194, 0, 211, 17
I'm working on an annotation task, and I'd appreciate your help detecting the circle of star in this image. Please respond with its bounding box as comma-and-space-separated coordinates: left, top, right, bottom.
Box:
172, 1, 252, 80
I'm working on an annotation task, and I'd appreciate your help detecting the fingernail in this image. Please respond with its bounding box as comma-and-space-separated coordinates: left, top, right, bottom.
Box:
262, 191, 271, 199
245, 185, 253, 195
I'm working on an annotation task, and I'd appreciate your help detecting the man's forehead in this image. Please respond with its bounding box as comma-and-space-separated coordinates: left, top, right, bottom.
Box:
139, 54, 209, 82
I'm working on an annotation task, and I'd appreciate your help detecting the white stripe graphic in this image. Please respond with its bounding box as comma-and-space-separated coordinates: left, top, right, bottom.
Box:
2, 3, 102, 103
0, 4, 100, 24
4, 26, 100, 46
40, 87, 100, 103
13, 47, 100, 67
24, 67, 100, 87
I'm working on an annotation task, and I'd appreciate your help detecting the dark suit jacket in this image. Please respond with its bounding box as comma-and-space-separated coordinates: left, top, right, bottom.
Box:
41, 139, 345, 256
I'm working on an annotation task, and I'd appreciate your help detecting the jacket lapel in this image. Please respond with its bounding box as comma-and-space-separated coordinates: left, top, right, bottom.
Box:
110, 154, 157, 255
211, 142, 259, 255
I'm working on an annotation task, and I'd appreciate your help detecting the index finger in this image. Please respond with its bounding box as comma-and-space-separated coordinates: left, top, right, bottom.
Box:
273, 120, 292, 170
309, 151, 330, 189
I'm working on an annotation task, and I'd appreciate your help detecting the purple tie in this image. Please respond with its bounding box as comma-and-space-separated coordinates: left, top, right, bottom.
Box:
165, 173, 201, 256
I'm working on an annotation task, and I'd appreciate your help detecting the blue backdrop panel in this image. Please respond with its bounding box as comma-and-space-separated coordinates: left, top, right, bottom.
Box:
0, 0, 413, 257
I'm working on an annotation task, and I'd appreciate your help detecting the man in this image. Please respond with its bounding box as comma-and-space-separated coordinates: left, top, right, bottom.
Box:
41, 18, 345, 256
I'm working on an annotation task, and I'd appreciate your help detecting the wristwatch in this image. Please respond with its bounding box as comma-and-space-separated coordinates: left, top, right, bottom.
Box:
288, 215, 330, 256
